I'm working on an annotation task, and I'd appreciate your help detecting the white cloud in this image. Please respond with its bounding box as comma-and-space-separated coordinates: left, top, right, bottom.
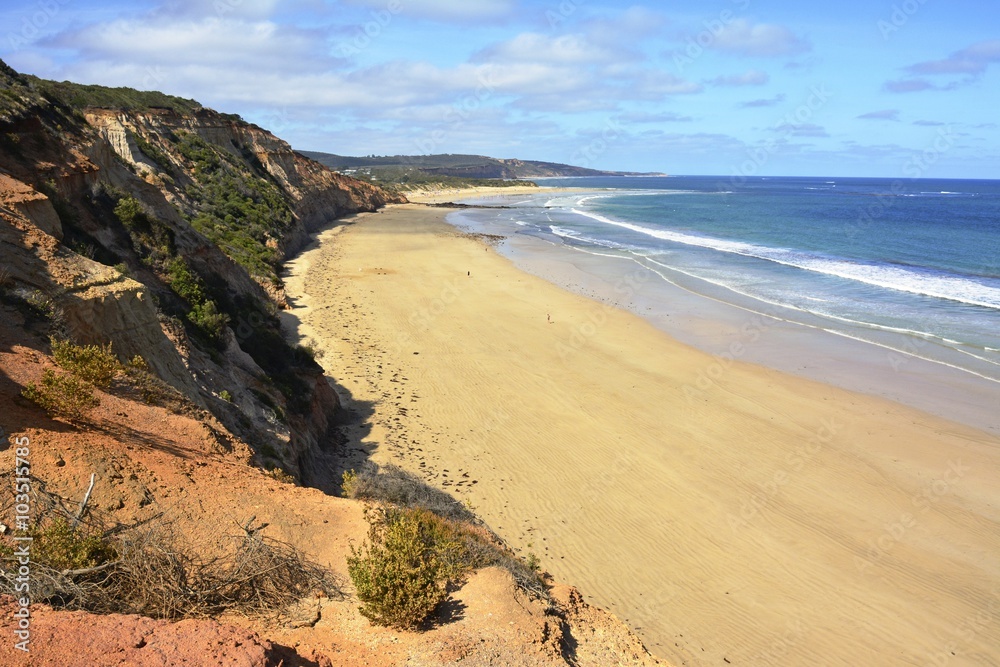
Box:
48, 17, 336, 73
581, 6, 669, 44
155, 0, 284, 20
775, 122, 828, 138
906, 39, 1000, 76
633, 70, 703, 98
886, 40, 1000, 93
617, 111, 694, 123
709, 19, 809, 57
857, 109, 900, 121
739, 94, 785, 108
709, 69, 769, 86
473, 32, 626, 65
344, 0, 515, 22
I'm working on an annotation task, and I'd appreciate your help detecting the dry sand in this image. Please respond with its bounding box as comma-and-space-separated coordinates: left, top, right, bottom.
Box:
403, 184, 588, 204
283, 203, 1000, 666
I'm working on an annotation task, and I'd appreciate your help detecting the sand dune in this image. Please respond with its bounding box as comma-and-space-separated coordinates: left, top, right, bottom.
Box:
284, 203, 1000, 666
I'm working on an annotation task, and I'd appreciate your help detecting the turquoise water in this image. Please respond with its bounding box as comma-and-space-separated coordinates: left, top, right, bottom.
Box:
454, 176, 1000, 384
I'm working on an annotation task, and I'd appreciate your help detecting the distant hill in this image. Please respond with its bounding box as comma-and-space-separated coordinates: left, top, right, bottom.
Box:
298, 151, 666, 179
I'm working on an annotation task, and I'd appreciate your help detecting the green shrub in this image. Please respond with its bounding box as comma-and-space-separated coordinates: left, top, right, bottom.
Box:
113, 196, 146, 229
188, 299, 229, 341
343, 465, 547, 596
22, 369, 100, 420
132, 132, 172, 172
174, 132, 293, 282
30, 516, 117, 571
341, 469, 359, 498
120, 356, 185, 408
219, 389, 233, 402
266, 466, 296, 484
165, 256, 205, 303
347, 507, 456, 629
50, 337, 121, 388
24, 76, 202, 114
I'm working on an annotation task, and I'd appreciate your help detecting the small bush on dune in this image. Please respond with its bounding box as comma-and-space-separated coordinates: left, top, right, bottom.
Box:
347, 507, 454, 629
345, 466, 549, 630
22, 369, 100, 420
50, 337, 122, 388
30, 516, 117, 572
22, 338, 125, 420
187, 299, 230, 341
24, 339, 192, 417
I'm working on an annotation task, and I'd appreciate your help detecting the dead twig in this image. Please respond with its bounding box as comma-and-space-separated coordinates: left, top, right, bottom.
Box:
72, 473, 96, 527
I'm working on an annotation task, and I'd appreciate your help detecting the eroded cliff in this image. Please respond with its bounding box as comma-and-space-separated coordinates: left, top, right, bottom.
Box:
1, 61, 400, 485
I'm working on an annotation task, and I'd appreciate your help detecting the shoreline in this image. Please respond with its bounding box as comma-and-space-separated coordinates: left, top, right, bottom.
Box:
403, 184, 592, 205
283, 201, 1000, 665
446, 206, 1000, 436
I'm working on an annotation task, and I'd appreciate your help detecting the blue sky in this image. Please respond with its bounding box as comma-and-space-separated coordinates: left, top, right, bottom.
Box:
2, 0, 999, 177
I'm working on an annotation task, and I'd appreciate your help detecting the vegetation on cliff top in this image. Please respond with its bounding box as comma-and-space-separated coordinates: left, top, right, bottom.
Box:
24, 74, 206, 115
20, 337, 185, 421
347, 165, 538, 194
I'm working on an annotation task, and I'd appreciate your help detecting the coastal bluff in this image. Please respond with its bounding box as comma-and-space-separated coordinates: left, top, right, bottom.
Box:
0, 60, 665, 666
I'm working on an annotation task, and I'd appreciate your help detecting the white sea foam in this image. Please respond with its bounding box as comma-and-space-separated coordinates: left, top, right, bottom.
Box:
568, 208, 1000, 310
549, 225, 629, 250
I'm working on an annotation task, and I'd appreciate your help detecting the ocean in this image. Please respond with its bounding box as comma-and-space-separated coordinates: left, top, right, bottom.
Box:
449, 175, 1000, 395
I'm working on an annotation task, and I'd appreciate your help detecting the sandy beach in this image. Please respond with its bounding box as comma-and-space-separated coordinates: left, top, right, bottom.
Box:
283, 202, 1000, 666
403, 184, 552, 203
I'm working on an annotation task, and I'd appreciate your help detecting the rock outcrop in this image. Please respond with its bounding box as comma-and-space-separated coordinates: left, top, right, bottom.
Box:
83, 108, 398, 260
0, 173, 62, 239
